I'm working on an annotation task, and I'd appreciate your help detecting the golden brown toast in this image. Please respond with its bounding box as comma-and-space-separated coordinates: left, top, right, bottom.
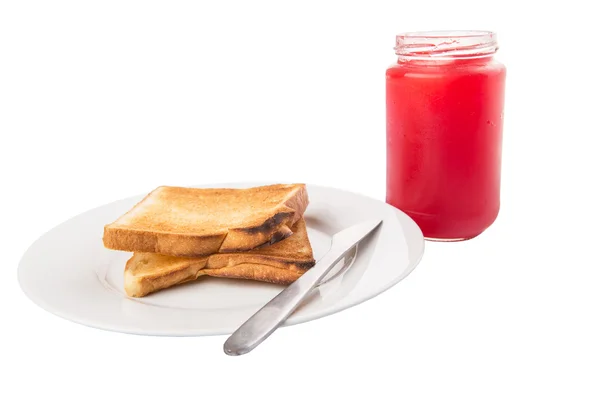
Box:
124, 219, 315, 297
103, 183, 308, 257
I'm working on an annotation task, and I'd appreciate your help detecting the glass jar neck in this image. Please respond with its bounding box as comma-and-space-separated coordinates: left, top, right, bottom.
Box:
394, 30, 498, 62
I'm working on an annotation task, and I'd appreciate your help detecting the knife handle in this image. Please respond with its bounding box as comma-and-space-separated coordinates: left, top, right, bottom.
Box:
223, 248, 346, 356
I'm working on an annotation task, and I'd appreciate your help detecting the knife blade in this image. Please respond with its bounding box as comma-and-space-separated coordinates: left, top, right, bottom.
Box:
223, 219, 383, 356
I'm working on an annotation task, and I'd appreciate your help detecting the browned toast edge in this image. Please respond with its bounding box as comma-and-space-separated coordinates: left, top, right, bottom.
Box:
199, 264, 303, 286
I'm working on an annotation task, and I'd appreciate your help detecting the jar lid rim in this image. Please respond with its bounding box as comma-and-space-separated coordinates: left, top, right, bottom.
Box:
395, 30, 499, 59
396, 30, 496, 39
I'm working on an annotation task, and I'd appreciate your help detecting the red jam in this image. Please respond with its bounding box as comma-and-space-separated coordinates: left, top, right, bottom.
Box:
386, 31, 506, 241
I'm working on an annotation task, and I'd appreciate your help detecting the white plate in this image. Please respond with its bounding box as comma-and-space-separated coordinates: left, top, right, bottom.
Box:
18, 183, 424, 336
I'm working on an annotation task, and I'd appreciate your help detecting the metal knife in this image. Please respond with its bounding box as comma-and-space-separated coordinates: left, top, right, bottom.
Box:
223, 219, 383, 356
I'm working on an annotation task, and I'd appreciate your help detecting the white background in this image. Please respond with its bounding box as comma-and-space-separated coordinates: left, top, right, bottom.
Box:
1, 0, 599, 399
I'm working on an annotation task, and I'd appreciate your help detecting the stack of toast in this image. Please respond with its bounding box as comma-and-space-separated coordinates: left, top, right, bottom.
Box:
102, 184, 316, 297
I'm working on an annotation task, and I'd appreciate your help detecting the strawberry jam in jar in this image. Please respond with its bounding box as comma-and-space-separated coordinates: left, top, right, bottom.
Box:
386, 31, 506, 241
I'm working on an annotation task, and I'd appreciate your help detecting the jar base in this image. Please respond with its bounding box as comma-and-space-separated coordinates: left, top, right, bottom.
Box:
425, 234, 480, 242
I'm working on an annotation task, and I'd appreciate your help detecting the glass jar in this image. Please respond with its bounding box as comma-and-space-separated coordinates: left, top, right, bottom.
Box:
386, 31, 506, 241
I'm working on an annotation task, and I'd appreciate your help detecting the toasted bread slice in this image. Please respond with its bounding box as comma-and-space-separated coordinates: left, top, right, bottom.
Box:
124, 219, 315, 297
103, 183, 308, 257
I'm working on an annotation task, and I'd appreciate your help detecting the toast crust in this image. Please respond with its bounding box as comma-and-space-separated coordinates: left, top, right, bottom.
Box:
200, 264, 303, 286
124, 219, 315, 297
103, 183, 309, 257
125, 262, 305, 297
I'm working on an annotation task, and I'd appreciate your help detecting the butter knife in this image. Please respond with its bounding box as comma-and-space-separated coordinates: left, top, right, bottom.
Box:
223, 219, 383, 356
